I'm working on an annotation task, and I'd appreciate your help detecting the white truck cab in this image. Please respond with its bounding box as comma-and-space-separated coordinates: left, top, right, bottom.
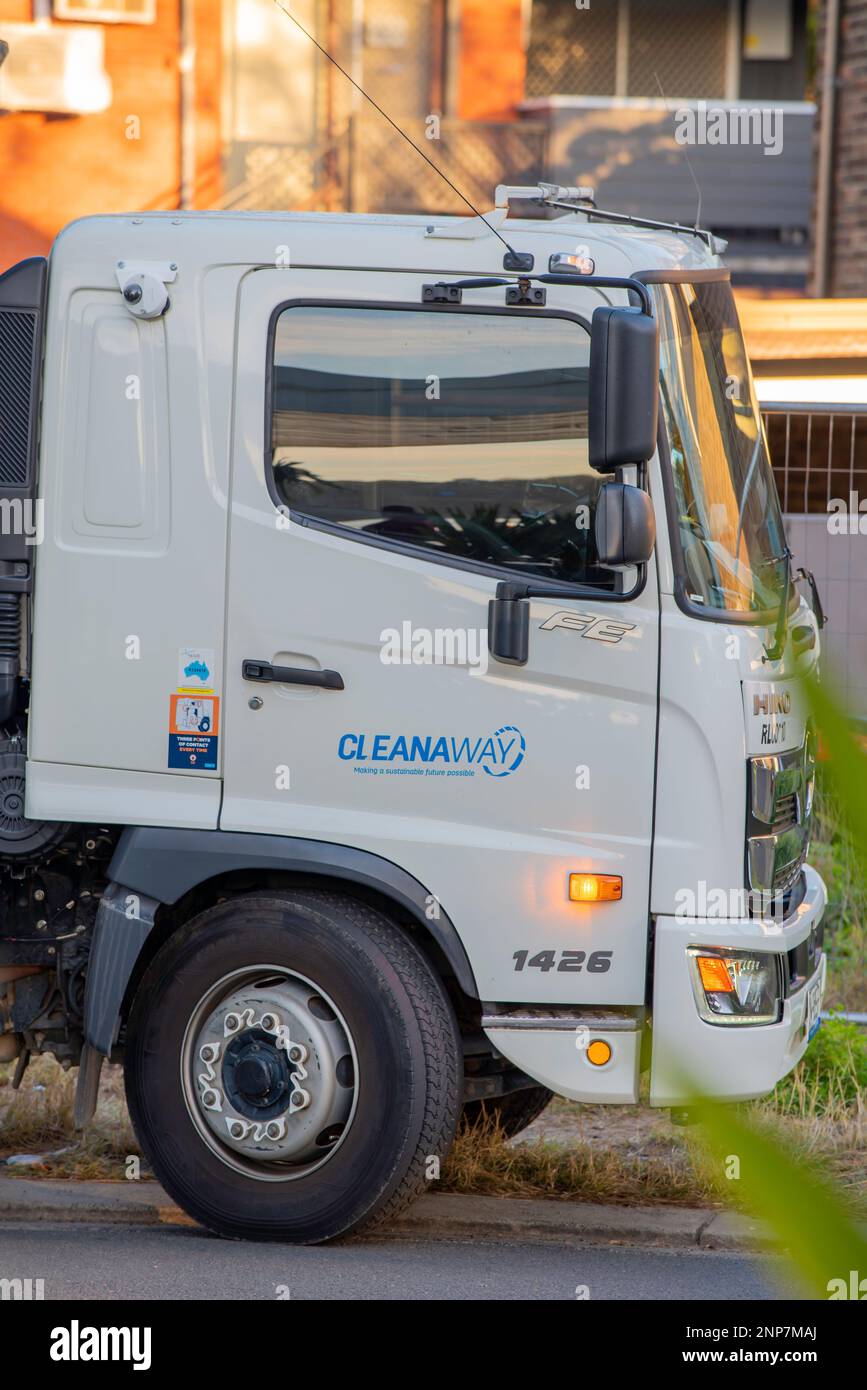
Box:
0, 186, 826, 1241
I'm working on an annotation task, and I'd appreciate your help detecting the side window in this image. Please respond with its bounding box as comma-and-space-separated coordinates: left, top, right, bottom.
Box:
269, 304, 614, 589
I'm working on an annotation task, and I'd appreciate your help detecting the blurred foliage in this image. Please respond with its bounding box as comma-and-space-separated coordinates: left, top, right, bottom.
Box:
695, 1095, 867, 1298
772, 1014, 867, 1115
809, 774, 867, 1011
686, 668, 867, 1297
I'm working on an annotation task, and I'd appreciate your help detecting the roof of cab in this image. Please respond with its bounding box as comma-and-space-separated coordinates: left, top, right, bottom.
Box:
50, 205, 724, 283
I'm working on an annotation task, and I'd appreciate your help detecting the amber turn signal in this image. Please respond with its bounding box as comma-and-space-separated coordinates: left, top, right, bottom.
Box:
587, 1039, 612, 1066
695, 955, 736, 994
569, 873, 622, 903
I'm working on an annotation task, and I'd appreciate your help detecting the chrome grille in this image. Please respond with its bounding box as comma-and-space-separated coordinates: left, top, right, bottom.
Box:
771, 792, 798, 834
773, 857, 803, 894
747, 739, 814, 898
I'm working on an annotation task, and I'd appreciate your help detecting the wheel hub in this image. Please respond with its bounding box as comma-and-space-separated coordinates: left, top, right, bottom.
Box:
183, 971, 356, 1177
223, 1027, 296, 1119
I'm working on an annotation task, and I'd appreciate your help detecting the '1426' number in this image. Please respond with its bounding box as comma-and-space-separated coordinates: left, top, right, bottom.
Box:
512, 949, 612, 973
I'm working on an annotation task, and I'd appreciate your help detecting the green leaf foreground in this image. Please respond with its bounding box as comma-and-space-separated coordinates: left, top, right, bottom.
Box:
690, 1094, 867, 1297
677, 666, 867, 1297
806, 669, 867, 882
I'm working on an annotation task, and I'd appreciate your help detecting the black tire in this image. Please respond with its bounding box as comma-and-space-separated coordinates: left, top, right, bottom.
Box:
124, 890, 462, 1243
462, 1085, 553, 1139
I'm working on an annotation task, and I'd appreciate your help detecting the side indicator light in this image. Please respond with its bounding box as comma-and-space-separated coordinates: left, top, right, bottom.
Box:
587, 1039, 612, 1066
696, 955, 736, 994
569, 873, 622, 903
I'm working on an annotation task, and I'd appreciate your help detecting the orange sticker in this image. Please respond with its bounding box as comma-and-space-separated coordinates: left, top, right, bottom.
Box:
169, 693, 220, 737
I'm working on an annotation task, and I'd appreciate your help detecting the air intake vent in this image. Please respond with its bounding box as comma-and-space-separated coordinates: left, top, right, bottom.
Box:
0, 308, 37, 489
0, 257, 45, 586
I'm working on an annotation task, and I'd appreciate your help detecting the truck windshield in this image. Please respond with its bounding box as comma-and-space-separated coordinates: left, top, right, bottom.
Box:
653, 279, 788, 616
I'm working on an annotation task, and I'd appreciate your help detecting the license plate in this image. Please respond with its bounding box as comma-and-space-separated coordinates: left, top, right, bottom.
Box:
806, 963, 825, 1041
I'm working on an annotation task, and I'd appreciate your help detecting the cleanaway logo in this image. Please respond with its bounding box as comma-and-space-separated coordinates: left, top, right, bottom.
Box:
49, 1320, 152, 1371
338, 726, 526, 778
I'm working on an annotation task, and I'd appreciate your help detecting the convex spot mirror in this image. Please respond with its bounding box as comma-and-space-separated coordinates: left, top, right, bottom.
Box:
595, 481, 656, 568
589, 305, 659, 471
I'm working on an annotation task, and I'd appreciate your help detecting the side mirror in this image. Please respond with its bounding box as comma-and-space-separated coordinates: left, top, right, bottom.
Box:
588, 306, 659, 471
595, 481, 656, 568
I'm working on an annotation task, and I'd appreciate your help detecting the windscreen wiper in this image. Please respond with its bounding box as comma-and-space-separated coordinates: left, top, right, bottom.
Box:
762, 547, 792, 664
732, 433, 763, 581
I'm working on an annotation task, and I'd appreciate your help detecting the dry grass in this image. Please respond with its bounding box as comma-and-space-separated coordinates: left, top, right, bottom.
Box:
0, 1055, 140, 1181
444, 1102, 716, 1207
439, 1016, 867, 1211
441, 1079, 866, 1214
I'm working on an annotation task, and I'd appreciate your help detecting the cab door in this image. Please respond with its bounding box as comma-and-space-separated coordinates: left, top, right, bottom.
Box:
221, 267, 660, 1004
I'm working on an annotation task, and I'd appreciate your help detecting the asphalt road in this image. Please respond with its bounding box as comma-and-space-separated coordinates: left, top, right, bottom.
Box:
0, 1221, 801, 1301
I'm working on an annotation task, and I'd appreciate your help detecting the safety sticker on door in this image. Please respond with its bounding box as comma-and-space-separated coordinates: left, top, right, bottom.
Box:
177, 646, 216, 693
168, 693, 220, 770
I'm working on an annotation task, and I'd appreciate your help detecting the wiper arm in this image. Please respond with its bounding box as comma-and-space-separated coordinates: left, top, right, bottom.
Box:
763, 547, 792, 663
733, 432, 763, 582
757, 548, 791, 572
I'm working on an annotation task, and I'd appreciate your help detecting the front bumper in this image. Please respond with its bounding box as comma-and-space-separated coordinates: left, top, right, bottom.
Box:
649, 864, 827, 1106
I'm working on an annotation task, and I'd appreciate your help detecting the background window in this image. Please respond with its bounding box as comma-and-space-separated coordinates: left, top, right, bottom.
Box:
270, 305, 612, 588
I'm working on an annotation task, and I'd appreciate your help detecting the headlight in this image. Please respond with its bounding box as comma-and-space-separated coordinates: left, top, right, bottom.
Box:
687, 948, 782, 1026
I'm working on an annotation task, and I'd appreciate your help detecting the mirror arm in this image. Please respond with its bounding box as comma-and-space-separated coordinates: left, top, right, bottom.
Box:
488, 580, 586, 667
493, 580, 574, 603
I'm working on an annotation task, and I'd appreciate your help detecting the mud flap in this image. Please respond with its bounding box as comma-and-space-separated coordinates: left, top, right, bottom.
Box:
84, 881, 159, 1056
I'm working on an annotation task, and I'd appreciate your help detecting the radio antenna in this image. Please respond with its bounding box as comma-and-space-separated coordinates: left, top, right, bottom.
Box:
654, 71, 703, 231
273, 0, 522, 260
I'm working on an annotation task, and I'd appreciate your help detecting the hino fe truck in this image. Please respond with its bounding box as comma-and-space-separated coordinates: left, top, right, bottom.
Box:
0, 183, 825, 1242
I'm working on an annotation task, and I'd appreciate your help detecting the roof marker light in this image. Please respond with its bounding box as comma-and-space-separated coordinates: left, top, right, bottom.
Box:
549, 251, 596, 276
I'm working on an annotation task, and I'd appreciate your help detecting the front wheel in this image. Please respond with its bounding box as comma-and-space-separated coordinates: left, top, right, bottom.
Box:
124, 891, 462, 1243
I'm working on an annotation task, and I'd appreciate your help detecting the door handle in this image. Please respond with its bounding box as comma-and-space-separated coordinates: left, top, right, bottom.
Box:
242, 659, 345, 690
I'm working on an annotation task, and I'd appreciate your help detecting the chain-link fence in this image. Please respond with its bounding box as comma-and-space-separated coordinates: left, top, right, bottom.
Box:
763, 405, 867, 515
627, 0, 729, 99
763, 402, 867, 720
350, 115, 548, 214
526, 0, 619, 98
217, 116, 548, 216
526, 0, 730, 101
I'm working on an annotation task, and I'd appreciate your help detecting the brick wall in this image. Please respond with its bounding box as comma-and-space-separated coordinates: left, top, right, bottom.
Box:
0, 1, 221, 271
814, 0, 867, 296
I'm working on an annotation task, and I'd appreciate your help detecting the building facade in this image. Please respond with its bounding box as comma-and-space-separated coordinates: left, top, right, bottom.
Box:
0, 0, 221, 271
